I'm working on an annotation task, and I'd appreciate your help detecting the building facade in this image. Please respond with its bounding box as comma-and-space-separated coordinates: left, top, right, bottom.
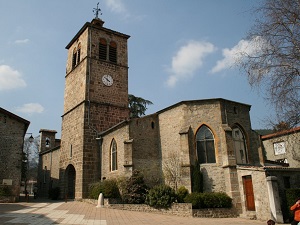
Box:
0, 107, 30, 201
37, 16, 300, 222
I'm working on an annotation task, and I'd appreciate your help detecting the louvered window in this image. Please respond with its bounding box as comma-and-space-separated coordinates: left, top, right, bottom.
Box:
109, 41, 117, 63
99, 38, 107, 60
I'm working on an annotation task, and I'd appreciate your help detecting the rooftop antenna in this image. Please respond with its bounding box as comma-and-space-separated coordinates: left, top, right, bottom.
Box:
93, 2, 102, 19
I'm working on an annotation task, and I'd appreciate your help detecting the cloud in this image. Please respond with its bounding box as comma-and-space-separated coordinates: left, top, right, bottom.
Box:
166, 40, 216, 88
16, 103, 44, 114
211, 36, 266, 74
104, 0, 127, 14
0, 65, 27, 91
15, 39, 29, 44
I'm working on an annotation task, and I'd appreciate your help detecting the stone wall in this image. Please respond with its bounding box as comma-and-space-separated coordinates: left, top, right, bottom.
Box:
0, 108, 30, 201
82, 199, 238, 218
237, 167, 270, 221
262, 131, 300, 168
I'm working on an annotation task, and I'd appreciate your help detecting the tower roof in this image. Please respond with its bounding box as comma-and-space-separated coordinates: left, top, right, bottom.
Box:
66, 19, 130, 49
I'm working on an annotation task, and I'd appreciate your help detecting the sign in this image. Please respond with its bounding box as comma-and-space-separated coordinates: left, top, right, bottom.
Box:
274, 142, 286, 155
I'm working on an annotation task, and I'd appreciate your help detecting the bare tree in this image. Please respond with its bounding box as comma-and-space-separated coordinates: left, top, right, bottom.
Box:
237, 0, 300, 127
163, 152, 181, 191
22, 135, 40, 193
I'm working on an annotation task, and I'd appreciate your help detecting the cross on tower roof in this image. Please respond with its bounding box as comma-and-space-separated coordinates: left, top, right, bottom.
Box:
93, 2, 102, 19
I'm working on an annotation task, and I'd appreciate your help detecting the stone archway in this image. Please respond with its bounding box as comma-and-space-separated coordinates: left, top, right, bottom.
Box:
65, 164, 76, 199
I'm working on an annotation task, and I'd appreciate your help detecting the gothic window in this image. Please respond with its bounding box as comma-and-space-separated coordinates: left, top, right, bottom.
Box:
196, 125, 216, 164
99, 38, 107, 60
72, 47, 77, 69
110, 139, 117, 171
232, 126, 248, 164
109, 41, 117, 63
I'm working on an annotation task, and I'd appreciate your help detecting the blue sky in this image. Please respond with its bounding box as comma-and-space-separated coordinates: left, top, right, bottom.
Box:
0, 0, 271, 138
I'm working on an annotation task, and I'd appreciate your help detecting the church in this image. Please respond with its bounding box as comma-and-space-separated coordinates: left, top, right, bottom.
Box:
38, 14, 300, 222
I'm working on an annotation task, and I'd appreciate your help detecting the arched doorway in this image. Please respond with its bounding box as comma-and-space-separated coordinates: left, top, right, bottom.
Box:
65, 164, 76, 199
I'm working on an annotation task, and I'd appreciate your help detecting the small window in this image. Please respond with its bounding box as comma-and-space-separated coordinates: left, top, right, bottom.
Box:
70, 144, 73, 158
109, 41, 117, 63
72, 47, 77, 69
77, 43, 81, 63
196, 125, 216, 164
99, 38, 107, 60
110, 139, 117, 171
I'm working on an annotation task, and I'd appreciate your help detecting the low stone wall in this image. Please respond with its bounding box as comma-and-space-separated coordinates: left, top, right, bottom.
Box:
107, 203, 193, 217
193, 208, 238, 218
83, 199, 238, 218
0, 196, 17, 203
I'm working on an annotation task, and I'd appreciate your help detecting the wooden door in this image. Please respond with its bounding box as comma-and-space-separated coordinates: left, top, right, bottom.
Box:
243, 176, 255, 211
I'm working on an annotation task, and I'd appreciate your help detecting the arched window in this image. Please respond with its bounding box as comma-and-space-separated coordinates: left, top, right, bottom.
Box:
110, 139, 117, 171
232, 126, 248, 164
99, 38, 107, 60
77, 43, 81, 64
196, 125, 216, 164
109, 41, 117, 63
72, 47, 77, 69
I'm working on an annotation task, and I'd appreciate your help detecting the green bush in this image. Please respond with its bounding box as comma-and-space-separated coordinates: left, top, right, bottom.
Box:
122, 170, 148, 204
191, 162, 203, 193
145, 184, 177, 209
0, 185, 12, 197
89, 179, 120, 199
184, 192, 203, 208
48, 187, 60, 200
184, 192, 232, 209
176, 186, 189, 203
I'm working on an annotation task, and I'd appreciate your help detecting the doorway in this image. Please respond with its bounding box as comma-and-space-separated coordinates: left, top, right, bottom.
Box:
243, 175, 255, 211
65, 164, 76, 199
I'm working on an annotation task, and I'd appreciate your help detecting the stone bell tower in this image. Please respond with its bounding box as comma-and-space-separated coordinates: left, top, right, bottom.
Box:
60, 10, 130, 199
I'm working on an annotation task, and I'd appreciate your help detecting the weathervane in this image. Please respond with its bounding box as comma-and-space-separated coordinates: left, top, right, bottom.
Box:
93, 2, 102, 19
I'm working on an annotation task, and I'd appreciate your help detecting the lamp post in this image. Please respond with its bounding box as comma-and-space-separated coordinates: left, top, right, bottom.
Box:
24, 133, 34, 201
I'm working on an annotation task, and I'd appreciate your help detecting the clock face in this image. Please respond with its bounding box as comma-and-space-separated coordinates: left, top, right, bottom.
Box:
102, 74, 113, 86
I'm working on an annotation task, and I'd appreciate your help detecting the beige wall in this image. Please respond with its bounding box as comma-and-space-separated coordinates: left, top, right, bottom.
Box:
262, 131, 300, 168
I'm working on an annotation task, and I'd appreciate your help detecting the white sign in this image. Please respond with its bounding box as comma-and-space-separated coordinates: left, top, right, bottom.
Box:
274, 142, 286, 155
3, 179, 12, 185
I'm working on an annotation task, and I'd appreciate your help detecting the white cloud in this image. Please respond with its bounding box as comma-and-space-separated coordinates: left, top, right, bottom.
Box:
15, 39, 29, 44
16, 103, 44, 114
166, 40, 216, 88
0, 65, 27, 91
105, 0, 127, 14
211, 36, 266, 74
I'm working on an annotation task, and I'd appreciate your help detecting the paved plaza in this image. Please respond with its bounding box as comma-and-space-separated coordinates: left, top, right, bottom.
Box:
0, 199, 273, 225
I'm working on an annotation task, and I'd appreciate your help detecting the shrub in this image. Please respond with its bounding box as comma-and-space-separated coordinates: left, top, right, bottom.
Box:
184, 192, 232, 209
48, 187, 60, 200
0, 185, 12, 197
89, 179, 120, 199
122, 170, 148, 204
191, 162, 203, 193
145, 184, 177, 209
176, 186, 189, 203
184, 192, 203, 208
